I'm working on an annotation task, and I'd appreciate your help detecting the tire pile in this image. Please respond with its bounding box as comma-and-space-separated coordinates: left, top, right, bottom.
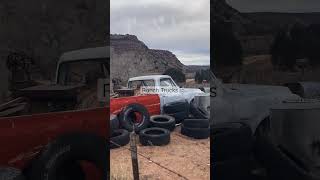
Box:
211, 122, 254, 179
181, 119, 210, 139
110, 100, 211, 149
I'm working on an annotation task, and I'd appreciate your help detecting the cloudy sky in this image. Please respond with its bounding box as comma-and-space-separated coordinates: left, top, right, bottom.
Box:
111, 0, 210, 66
227, 0, 320, 13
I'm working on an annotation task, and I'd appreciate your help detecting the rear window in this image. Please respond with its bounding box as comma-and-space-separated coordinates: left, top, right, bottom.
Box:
128, 80, 155, 89
58, 59, 108, 86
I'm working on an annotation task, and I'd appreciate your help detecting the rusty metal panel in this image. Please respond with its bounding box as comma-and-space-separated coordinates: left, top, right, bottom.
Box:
285, 82, 320, 99
270, 100, 320, 170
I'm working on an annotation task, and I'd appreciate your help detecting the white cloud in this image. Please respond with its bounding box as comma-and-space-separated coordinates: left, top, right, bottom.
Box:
111, 0, 210, 65
227, 0, 320, 12
174, 51, 210, 65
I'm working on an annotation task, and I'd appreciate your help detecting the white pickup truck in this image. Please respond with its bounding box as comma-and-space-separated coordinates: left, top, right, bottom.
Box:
127, 75, 206, 112
210, 71, 301, 133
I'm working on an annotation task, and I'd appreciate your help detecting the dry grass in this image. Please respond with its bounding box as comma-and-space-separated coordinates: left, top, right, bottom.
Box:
110, 149, 133, 180
110, 127, 210, 180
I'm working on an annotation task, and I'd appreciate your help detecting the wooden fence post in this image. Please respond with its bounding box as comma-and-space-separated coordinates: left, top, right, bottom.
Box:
130, 127, 140, 180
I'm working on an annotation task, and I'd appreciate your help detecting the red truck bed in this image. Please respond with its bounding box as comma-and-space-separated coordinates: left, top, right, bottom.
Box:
0, 107, 109, 169
110, 94, 160, 116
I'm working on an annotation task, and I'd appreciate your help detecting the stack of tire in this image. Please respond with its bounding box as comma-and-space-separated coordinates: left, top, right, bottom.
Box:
110, 129, 130, 149
181, 119, 210, 139
110, 104, 174, 148
110, 103, 150, 149
139, 115, 175, 146
163, 100, 189, 123
211, 122, 254, 180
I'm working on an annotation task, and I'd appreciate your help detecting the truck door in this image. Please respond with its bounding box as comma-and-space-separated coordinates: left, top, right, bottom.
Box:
159, 78, 185, 113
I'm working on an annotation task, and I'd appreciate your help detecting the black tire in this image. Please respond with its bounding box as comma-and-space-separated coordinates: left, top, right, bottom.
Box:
150, 115, 176, 131
110, 129, 130, 149
181, 124, 209, 139
167, 111, 188, 124
139, 127, 170, 146
189, 102, 209, 119
27, 133, 108, 180
119, 103, 150, 132
212, 156, 252, 180
0, 167, 25, 180
211, 122, 253, 162
163, 100, 189, 114
110, 114, 119, 135
59, 162, 86, 180
183, 119, 209, 128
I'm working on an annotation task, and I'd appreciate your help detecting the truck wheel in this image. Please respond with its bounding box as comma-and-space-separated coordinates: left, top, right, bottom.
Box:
0, 167, 25, 180
163, 101, 189, 114
183, 119, 209, 128
59, 162, 85, 180
150, 115, 176, 131
212, 122, 253, 162
189, 102, 209, 119
139, 127, 170, 146
110, 129, 130, 149
212, 156, 252, 180
119, 103, 150, 132
181, 124, 209, 139
27, 133, 108, 180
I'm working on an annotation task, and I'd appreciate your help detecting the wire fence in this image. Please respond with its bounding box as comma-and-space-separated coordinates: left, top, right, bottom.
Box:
110, 139, 190, 180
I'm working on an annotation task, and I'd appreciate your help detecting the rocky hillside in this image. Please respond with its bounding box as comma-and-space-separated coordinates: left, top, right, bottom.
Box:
0, 0, 108, 79
212, 0, 275, 55
212, 0, 252, 35
110, 34, 186, 85
0, 0, 108, 103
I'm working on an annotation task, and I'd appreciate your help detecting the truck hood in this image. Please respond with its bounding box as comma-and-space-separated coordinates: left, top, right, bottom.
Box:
181, 88, 204, 94
181, 88, 205, 103
212, 83, 301, 132
225, 84, 296, 97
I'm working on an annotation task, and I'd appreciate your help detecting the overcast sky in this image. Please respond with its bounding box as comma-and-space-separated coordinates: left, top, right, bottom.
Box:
227, 0, 320, 13
111, 0, 210, 66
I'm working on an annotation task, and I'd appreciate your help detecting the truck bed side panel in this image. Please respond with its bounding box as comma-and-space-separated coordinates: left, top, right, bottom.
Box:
0, 107, 109, 169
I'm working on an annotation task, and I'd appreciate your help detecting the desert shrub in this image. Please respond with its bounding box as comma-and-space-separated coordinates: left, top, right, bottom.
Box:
212, 21, 243, 68
163, 68, 186, 83
195, 69, 210, 83
306, 24, 320, 65
270, 29, 297, 70
271, 23, 320, 69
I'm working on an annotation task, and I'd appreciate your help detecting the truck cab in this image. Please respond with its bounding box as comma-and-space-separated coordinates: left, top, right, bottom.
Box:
210, 70, 301, 132
17, 47, 109, 113
0, 47, 110, 179
128, 75, 204, 113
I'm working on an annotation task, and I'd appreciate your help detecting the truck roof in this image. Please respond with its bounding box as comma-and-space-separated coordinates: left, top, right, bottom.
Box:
59, 47, 109, 64
128, 75, 172, 81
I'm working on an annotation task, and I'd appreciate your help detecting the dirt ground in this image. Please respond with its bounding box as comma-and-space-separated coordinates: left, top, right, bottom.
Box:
110, 126, 210, 180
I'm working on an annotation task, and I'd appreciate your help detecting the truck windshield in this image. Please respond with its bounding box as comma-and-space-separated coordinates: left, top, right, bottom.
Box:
57, 59, 108, 86
160, 78, 176, 87
128, 80, 155, 89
